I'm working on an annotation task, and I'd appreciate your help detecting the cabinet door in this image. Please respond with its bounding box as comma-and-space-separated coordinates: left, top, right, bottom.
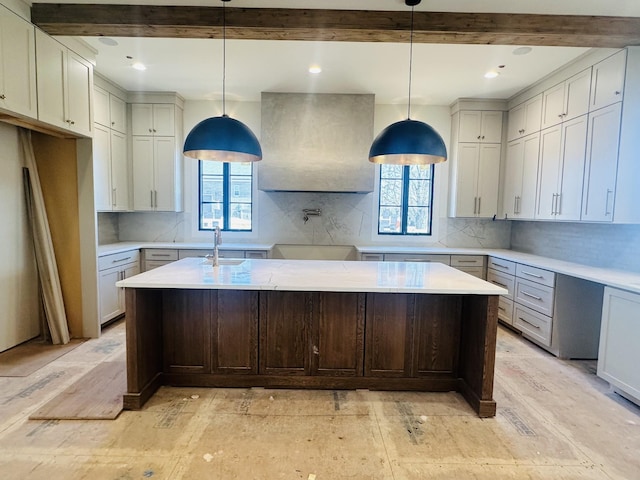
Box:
541, 82, 565, 129
556, 115, 587, 221
503, 139, 524, 217
480, 111, 503, 143
35, 30, 66, 129
477, 144, 501, 217
153, 136, 177, 211
93, 124, 112, 211
536, 125, 562, 220
591, 50, 626, 111
458, 111, 482, 143
212, 290, 258, 374
310, 292, 365, 377
365, 293, 413, 377
66, 51, 92, 137
564, 68, 592, 122
131, 104, 154, 135
598, 287, 640, 403
454, 143, 480, 217
132, 136, 155, 211
152, 104, 176, 136
98, 267, 121, 325
523, 94, 543, 136
93, 86, 110, 127
519, 133, 541, 219
507, 103, 525, 141
0, 8, 37, 118
109, 94, 127, 133
582, 103, 621, 222
259, 291, 311, 375
110, 130, 129, 211
413, 295, 461, 375
163, 290, 211, 374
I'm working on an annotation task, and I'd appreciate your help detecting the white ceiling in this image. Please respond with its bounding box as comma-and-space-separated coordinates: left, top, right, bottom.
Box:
36, 0, 639, 104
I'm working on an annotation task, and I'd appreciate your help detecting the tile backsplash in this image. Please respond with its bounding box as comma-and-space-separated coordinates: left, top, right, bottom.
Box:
511, 221, 640, 273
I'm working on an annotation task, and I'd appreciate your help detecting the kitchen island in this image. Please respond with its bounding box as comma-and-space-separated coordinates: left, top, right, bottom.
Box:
117, 258, 506, 417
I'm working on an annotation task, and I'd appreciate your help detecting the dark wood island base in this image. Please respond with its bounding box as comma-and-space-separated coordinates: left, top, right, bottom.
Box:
124, 288, 499, 417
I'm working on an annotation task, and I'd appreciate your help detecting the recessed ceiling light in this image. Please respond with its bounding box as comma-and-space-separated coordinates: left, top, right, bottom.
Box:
308, 65, 322, 74
512, 46, 533, 56
132, 62, 147, 71
98, 37, 118, 47
484, 71, 499, 79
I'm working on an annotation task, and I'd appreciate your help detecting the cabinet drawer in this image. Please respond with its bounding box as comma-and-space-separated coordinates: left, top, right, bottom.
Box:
178, 249, 212, 259
498, 297, 514, 325
245, 250, 268, 259
383, 254, 451, 265
144, 260, 174, 271
98, 250, 140, 271
144, 249, 178, 261
361, 253, 383, 262
450, 255, 485, 267
514, 304, 552, 346
516, 264, 555, 287
488, 257, 516, 275
456, 266, 485, 279
219, 250, 244, 258
515, 278, 555, 316
487, 269, 515, 299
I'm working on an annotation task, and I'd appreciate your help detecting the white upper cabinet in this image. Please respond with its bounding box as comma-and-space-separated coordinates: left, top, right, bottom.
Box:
35, 30, 93, 137
590, 50, 626, 111
507, 94, 542, 141
541, 68, 592, 130
536, 115, 587, 221
582, 102, 622, 222
132, 135, 180, 212
131, 103, 175, 136
503, 133, 540, 219
93, 124, 112, 211
94, 86, 110, 127
453, 143, 501, 217
458, 111, 503, 143
96, 85, 127, 134
0, 6, 37, 119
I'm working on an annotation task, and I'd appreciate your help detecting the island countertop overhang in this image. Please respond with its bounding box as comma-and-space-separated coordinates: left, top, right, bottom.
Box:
116, 258, 507, 295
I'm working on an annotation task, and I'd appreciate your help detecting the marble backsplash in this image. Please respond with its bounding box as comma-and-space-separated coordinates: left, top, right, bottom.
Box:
101, 191, 512, 249
511, 221, 640, 273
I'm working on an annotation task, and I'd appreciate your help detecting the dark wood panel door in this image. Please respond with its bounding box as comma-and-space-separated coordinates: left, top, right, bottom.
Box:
259, 291, 311, 375
163, 290, 212, 374
413, 294, 462, 376
311, 292, 365, 377
212, 290, 259, 374
364, 293, 414, 377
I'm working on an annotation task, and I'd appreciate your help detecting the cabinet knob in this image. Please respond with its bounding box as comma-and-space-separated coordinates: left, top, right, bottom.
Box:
477, 135, 481, 140
112, 121, 115, 125
481, 135, 485, 139
615, 91, 621, 95
149, 128, 153, 132
0, 94, 5, 100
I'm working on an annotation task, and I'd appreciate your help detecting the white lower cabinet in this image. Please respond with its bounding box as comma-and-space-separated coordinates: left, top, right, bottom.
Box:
450, 255, 486, 279
598, 287, 640, 406
98, 250, 140, 325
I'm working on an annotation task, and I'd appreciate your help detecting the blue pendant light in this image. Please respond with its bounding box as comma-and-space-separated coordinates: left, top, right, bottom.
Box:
369, 0, 447, 165
183, 0, 262, 162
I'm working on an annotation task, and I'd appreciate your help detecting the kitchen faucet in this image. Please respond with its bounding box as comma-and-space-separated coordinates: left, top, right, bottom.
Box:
206, 225, 222, 266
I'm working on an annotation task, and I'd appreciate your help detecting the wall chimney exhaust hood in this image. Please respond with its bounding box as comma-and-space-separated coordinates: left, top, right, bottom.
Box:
258, 92, 375, 193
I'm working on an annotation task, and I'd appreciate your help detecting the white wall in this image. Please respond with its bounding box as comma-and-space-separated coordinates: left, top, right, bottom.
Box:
0, 123, 40, 351
113, 98, 511, 249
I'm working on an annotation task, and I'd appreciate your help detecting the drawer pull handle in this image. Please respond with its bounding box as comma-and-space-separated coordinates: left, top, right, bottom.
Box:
518, 317, 541, 329
403, 258, 431, 262
498, 306, 506, 311
521, 291, 543, 301
491, 280, 507, 288
151, 254, 172, 258
521, 271, 543, 279
492, 262, 509, 269
457, 260, 478, 264
112, 256, 132, 263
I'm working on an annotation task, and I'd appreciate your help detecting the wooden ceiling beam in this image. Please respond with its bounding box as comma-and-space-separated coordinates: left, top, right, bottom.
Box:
30, 4, 640, 48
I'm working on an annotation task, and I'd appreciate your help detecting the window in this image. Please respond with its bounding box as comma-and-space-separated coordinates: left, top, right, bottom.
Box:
378, 164, 434, 235
199, 161, 253, 231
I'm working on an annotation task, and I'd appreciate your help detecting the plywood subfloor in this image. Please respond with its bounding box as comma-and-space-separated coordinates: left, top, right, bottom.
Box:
0, 319, 639, 480
0, 338, 84, 377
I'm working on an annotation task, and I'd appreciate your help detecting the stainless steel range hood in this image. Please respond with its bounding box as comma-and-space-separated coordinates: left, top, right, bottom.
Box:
258, 92, 375, 193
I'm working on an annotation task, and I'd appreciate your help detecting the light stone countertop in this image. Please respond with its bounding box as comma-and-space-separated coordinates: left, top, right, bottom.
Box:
115, 257, 508, 295
97, 242, 274, 256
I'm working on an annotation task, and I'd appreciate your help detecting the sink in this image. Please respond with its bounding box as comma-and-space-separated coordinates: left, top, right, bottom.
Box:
201, 258, 245, 266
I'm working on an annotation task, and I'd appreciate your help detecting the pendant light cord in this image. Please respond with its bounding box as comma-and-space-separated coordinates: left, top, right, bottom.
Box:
222, 0, 227, 116
407, 5, 415, 120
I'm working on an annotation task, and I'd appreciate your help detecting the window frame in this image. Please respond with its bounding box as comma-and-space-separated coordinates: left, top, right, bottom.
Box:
198, 161, 253, 232
377, 164, 435, 236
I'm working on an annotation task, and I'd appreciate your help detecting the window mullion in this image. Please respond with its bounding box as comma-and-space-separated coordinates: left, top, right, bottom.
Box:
401, 166, 410, 235
223, 163, 230, 230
